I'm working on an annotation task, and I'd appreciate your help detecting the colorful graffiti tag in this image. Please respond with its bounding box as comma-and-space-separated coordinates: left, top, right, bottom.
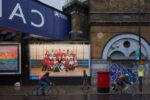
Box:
109, 63, 138, 84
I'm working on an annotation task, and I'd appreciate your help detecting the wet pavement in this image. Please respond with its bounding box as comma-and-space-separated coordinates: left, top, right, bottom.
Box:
0, 94, 150, 100
0, 85, 150, 100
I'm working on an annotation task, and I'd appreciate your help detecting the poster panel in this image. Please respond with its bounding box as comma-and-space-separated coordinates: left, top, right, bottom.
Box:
0, 43, 21, 74
29, 44, 90, 80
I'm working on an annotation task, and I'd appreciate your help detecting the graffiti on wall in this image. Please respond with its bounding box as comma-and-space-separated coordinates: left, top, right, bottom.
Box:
109, 63, 138, 84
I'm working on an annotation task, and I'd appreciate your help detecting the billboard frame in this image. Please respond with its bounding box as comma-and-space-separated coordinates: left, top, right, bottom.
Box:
29, 43, 91, 79
0, 42, 21, 75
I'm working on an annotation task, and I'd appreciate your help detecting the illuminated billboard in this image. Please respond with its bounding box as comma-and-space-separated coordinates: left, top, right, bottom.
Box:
29, 44, 90, 79
0, 43, 21, 74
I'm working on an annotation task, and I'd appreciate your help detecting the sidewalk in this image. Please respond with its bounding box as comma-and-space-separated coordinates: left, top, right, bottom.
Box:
0, 85, 150, 100
0, 85, 97, 96
0, 85, 150, 96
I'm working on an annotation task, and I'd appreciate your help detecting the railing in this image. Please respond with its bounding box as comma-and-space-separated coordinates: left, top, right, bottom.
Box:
90, 12, 150, 23
65, 0, 87, 4
64, 0, 87, 6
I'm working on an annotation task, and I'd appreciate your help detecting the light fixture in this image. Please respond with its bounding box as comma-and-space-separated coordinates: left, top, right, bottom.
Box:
97, 32, 104, 38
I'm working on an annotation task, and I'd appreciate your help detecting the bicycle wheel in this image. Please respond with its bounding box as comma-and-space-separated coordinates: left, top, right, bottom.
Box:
110, 84, 122, 94
46, 86, 59, 95
124, 84, 136, 95
32, 87, 41, 96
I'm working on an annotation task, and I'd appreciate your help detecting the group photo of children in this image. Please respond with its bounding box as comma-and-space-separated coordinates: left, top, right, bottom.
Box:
30, 44, 90, 78
42, 49, 78, 72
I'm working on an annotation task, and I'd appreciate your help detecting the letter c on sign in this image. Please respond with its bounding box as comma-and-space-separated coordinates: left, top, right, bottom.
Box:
31, 9, 45, 28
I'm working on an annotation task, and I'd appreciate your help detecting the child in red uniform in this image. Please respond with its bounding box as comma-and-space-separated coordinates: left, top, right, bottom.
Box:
42, 51, 50, 71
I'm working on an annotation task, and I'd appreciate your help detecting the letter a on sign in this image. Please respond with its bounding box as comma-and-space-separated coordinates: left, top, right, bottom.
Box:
9, 3, 27, 24
0, 0, 2, 17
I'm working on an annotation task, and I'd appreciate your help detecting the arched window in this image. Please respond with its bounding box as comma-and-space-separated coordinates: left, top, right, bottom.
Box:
102, 33, 150, 60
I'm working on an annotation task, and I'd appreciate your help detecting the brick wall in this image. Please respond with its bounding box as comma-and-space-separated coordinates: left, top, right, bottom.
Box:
90, 0, 147, 11
90, 26, 150, 59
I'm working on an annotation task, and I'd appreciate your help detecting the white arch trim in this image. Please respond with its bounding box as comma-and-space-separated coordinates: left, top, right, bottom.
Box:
102, 33, 150, 60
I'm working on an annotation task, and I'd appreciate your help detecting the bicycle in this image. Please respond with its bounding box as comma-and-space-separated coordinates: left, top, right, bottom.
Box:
122, 83, 137, 95
111, 82, 137, 95
32, 83, 59, 96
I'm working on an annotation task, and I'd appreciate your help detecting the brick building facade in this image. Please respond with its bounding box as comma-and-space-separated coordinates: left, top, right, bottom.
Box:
64, 0, 150, 92
90, 0, 150, 59
64, 0, 150, 60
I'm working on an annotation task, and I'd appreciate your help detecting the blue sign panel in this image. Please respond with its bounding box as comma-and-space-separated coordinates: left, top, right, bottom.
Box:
0, 0, 71, 40
135, 50, 140, 60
